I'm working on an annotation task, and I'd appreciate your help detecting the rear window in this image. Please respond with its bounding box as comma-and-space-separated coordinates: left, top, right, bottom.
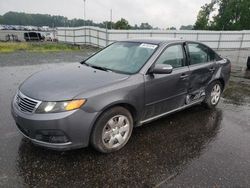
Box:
188, 43, 221, 65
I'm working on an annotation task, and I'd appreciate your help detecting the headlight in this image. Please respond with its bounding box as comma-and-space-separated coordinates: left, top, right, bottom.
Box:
36, 99, 86, 113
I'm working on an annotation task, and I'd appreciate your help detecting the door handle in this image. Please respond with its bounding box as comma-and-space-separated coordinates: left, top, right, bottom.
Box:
180, 74, 189, 79
209, 67, 215, 72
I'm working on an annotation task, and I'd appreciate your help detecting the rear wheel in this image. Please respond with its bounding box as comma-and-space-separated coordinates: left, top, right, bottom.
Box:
90, 107, 133, 153
204, 81, 222, 109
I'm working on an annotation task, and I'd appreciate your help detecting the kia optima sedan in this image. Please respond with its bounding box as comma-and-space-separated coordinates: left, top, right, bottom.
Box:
11, 39, 231, 153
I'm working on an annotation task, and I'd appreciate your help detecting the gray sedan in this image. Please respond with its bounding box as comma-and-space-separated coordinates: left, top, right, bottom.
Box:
11, 39, 231, 153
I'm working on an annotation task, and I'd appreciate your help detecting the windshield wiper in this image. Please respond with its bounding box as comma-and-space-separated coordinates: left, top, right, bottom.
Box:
80, 61, 90, 66
81, 61, 112, 72
89, 65, 112, 72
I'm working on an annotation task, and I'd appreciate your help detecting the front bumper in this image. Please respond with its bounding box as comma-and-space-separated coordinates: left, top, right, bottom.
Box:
11, 100, 98, 151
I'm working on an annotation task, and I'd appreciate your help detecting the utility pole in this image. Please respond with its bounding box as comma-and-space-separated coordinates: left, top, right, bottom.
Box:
83, 0, 86, 45
110, 9, 113, 29
83, 0, 86, 26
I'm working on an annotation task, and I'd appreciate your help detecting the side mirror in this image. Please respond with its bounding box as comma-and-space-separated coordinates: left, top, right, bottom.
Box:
149, 64, 173, 74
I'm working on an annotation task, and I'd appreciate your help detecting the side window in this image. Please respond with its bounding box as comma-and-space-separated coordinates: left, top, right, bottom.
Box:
207, 47, 221, 61
188, 43, 209, 65
155, 45, 185, 68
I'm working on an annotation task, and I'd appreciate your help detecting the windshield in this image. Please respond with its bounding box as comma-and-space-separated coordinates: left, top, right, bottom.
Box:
85, 42, 158, 74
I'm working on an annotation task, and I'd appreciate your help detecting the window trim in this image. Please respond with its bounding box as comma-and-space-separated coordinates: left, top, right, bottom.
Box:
185, 42, 221, 67
147, 42, 187, 73
82, 41, 159, 75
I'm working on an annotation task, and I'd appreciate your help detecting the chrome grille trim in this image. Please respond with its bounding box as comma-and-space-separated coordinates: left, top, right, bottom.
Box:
15, 91, 42, 114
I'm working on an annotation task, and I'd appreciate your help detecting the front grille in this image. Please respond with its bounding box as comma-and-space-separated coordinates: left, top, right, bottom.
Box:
15, 92, 40, 113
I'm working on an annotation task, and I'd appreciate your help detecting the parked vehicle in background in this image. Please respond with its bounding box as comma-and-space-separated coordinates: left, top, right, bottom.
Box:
3, 25, 14, 30
247, 57, 250, 69
11, 39, 231, 153
24, 26, 35, 31
5, 34, 19, 42
0, 24, 52, 31
42, 26, 50, 31
24, 32, 44, 41
16, 25, 25, 30
38, 27, 43, 31
43, 32, 53, 41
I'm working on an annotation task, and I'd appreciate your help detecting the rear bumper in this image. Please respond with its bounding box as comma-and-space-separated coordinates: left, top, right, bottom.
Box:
223, 58, 231, 86
11, 101, 98, 151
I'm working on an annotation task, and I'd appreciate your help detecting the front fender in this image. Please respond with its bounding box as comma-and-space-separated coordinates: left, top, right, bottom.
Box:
75, 74, 145, 126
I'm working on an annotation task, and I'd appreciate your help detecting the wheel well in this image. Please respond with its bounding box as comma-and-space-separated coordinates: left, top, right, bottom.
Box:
89, 103, 138, 145
100, 103, 138, 125
217, 78, 225, 91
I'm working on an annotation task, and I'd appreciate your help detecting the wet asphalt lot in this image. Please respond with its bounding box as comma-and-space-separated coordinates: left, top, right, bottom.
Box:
0, 51, 250, 187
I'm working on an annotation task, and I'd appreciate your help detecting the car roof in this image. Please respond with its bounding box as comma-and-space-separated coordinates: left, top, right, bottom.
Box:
120, 38, 185, 45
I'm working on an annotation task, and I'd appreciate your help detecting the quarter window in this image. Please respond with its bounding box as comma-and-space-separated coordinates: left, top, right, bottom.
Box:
188, 43, 208, 65
155, 45, 185, 68
188, 43, 219, 65
207, 47, 221, 61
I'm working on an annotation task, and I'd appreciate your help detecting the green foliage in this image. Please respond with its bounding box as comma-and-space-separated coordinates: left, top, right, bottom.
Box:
0, 11, 103, 27
133, 24, 139, 30
0, 42, 81, 53
139, 23, 153, 30
107, 22, 153, 30
213, 0, 250, 30
114, 18, 131, 30
101, 21, 115, 29
0, 11, 158, 30
194, 0, 250, 30
166, 27, 177, 30
180, 25, 193, 30
169, 27, 177, 30
194, 1, 216, 30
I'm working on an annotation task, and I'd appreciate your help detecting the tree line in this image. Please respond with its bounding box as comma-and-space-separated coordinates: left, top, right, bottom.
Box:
194, 0, 250, 30
0, 11, 189, 30
1, 0, 249, 31
0, 12, 155, 30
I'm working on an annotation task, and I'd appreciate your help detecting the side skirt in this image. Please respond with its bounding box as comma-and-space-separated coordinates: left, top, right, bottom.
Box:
139, 99, 204, 126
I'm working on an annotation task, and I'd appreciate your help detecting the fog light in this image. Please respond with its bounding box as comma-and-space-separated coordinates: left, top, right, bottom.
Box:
35, 130, 69, 143
49, 135, 69, 143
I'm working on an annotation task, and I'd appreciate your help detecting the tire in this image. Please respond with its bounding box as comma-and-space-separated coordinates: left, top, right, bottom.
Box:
203, 81, 222, 109
90, 107, 133, 153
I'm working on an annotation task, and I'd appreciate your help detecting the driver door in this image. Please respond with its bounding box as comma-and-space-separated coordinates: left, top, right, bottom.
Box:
143, 43, 190, 120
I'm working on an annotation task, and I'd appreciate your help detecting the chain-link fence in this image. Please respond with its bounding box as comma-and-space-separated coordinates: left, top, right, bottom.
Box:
57, 26, 250, 50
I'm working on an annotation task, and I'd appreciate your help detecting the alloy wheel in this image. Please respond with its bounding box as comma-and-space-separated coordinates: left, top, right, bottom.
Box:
102, 115, 130, 149
210, 84, 221, 105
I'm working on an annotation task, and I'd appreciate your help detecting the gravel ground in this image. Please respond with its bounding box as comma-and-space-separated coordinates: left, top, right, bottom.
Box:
216, 49, 250, 69
0, 47, 98, 67
0, 48, 249, 68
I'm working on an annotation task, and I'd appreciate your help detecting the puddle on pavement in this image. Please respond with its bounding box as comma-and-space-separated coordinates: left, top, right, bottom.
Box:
1, 60, 250, 187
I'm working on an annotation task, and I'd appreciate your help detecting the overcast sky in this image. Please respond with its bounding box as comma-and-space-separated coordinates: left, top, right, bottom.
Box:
0, 0, 210, 28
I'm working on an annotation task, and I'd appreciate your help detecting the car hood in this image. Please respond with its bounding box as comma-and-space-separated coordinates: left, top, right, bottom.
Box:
19, 63, 129, 101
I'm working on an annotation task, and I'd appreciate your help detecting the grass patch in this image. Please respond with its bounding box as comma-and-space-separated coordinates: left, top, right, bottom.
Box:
0, 42, 81, 53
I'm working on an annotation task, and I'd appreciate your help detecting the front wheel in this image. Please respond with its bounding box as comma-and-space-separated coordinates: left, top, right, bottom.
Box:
90, 107, 133, 153
204, 81, 222, 109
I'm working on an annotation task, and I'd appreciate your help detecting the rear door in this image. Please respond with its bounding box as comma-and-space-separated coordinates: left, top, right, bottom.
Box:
185, 42, 218, 102
143, 43, 190, 120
